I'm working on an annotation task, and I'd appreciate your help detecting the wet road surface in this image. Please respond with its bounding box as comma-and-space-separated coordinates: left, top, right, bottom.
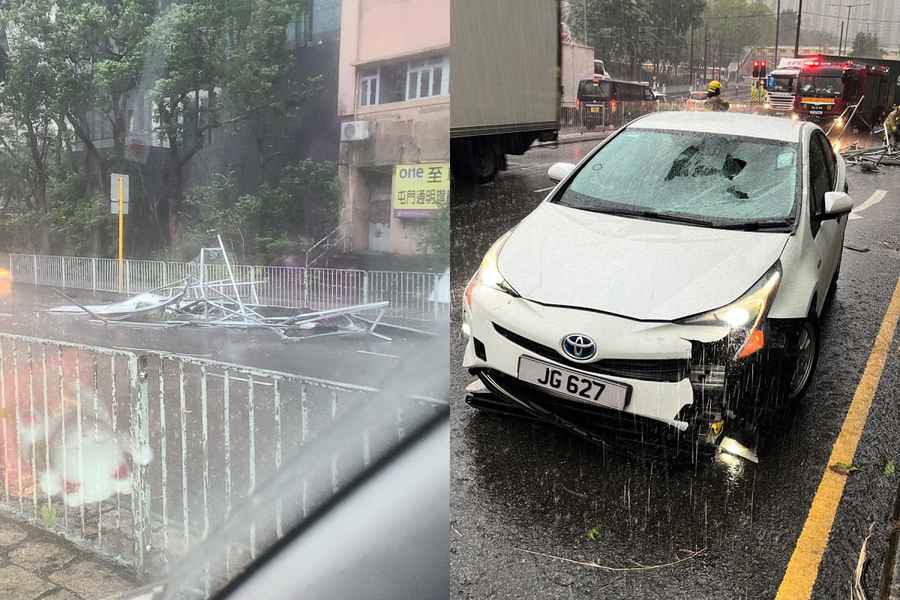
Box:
0, 284, 427, 389
450, 136, 900, 598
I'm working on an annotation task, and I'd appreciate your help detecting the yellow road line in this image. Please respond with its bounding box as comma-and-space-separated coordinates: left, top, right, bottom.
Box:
776, 275, 900, 599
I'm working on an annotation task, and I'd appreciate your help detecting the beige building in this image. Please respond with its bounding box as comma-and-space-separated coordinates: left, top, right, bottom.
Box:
337, 0, 450, 256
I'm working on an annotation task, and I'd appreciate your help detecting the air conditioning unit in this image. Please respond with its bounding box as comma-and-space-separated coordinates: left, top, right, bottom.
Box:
341, 120, 370, 142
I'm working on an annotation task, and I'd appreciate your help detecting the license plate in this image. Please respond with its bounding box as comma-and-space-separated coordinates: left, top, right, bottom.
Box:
590, 107, 600, 113
810, 110, 823, 115
517, 356, 630, 411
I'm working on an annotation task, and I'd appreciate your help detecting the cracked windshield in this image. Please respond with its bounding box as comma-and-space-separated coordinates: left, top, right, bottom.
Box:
0, 0, 448, 598
451, 0, 900, 599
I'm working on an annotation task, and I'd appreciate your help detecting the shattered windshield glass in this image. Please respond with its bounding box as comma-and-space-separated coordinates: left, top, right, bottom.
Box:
557, 129, 798, 226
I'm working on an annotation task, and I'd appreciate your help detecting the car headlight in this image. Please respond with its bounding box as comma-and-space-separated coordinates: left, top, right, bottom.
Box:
680, 262, 782, 360
464, 230, 519, 308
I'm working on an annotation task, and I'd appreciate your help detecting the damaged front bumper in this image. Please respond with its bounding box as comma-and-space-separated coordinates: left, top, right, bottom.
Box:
462, 289, 795, 453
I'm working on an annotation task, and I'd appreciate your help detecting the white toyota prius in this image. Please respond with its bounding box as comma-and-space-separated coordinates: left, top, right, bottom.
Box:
462, 111, 852, 455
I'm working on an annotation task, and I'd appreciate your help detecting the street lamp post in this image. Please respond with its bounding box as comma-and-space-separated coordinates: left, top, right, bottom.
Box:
794, 0, 803, 57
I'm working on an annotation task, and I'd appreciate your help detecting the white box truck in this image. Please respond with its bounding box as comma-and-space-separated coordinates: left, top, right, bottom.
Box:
450, 0, 561, 182
561, 41, 596, 107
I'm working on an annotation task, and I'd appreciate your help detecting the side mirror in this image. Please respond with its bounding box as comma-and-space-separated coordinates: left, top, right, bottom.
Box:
547, 162, 575, 183
822, 191, 853, 219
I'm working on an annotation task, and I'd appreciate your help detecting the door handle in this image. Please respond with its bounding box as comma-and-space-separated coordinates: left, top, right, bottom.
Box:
817, 258, 822, 269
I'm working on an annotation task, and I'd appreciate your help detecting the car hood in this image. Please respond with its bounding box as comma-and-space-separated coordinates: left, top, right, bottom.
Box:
498, 203, 790, 321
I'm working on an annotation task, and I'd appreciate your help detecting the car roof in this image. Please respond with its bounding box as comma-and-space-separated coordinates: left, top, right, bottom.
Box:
629, 111, 805, 142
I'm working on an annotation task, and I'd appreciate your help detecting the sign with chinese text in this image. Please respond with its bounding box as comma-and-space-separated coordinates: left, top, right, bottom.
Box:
392, 163, 449, 218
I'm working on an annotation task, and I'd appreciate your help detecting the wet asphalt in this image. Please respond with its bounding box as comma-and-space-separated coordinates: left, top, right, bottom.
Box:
0, 286, 424, 390
449, 137, 900, 598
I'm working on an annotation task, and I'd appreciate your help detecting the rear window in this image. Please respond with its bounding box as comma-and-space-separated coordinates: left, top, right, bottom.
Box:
578, 80, 611, 100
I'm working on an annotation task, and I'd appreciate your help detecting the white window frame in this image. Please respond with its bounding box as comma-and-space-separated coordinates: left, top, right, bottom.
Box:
405, 56, 449, 101
359, 68, 380, 107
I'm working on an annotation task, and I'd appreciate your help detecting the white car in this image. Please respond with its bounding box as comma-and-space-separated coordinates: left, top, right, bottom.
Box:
462, 111, 852, 454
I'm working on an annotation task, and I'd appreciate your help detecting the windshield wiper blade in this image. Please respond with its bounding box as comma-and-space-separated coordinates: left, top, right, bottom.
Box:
593, 208, 718, 227
717, 220, 793, 231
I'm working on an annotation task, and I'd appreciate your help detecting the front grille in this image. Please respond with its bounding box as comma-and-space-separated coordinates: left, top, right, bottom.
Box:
493, 322, 690, 382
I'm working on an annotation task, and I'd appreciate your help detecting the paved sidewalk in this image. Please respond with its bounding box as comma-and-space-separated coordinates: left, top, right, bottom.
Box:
0, 516, 139, 600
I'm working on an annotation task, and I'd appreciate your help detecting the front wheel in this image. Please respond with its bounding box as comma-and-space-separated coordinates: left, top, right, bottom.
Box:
787, 316, 820, 401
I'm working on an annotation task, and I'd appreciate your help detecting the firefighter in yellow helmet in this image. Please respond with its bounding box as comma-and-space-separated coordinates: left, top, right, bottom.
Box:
705, 80, 730, 112
885, 105, 900, 152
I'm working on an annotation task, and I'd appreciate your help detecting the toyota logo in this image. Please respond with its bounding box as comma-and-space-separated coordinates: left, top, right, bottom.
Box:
561, 334, 596, 361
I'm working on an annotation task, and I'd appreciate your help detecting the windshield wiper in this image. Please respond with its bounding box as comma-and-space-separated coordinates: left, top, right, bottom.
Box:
717, 220, 793, 231
593, 208, 720, 227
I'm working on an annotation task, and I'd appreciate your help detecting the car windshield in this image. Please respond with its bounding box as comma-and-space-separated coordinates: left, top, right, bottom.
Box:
555, 128, 798, 227
799, 75, 842, 97
768, 74, 796, 93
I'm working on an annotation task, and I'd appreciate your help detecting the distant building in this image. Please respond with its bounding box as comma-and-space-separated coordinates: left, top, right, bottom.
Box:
336, 0, 450, 256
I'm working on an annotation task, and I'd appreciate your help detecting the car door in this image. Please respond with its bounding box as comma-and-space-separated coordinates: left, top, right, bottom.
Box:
807, 131, 842, 313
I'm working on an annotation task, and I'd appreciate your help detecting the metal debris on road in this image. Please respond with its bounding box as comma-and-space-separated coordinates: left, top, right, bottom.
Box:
45, 235, 393, 342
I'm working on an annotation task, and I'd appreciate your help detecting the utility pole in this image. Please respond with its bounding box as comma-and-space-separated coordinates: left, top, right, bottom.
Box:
774, 0, 782, 66
838, 20, 844, 54
703, 22, 708, 82
689, 24, 694, 87
794, 0, 803, 57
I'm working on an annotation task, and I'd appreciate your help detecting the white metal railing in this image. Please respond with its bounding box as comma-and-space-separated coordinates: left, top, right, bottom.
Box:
9, 254, 449, 325
0, 333, 445, 577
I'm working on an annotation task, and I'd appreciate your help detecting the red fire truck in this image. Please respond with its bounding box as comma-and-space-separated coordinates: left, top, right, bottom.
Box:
794, 57, 891, 131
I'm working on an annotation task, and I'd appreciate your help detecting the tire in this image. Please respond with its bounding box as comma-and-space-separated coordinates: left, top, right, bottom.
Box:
468, 139, 500, 183
786, 315, 820, 402
452, 138, 500, 184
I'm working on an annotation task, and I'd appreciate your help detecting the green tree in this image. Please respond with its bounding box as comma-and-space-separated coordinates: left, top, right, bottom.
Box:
144, 0, 315, 244
180, 159, 339, 263
0, 0, 69, 251
569, 0, 705, 81
701, 0, 775, 73
850, 32, 883, 58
